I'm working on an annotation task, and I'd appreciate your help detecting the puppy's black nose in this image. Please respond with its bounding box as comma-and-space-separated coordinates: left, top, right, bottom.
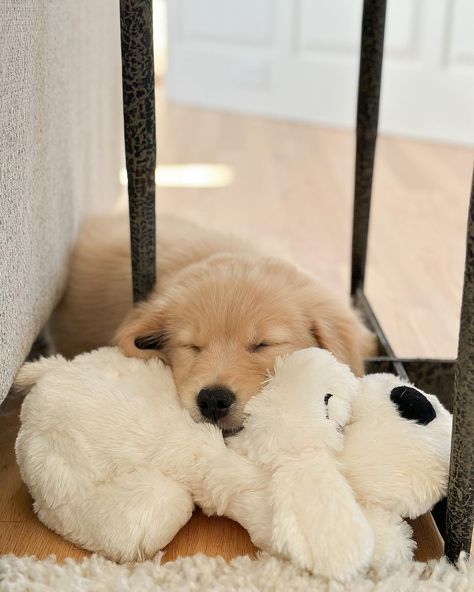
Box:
197, 386, 235, 422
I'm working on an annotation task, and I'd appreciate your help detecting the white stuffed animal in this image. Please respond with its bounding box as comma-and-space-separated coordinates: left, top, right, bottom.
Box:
201, 348, 452, 578
15, 347, 451, 581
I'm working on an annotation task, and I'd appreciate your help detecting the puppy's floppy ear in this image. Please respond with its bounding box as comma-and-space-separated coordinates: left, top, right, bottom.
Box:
302, 283, 375, 377
113, 301, 169, 363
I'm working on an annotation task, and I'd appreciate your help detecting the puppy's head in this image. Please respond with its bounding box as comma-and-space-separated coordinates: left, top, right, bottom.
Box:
115, 254, 373, 434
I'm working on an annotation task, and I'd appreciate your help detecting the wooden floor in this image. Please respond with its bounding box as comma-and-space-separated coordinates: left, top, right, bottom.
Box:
151, 97, 474, 360
1, 96, 473, 563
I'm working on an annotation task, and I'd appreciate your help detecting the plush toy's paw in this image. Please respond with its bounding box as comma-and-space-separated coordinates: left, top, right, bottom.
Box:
192, 425, 273, 550
390, 386, 436, 425
362, 505, 415, 573
271, 452, 374, 581
192, 423, 235, 514
38, 468, 194, 563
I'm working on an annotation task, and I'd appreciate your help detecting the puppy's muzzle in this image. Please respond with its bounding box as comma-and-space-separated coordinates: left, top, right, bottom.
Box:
197, 386, 235, 423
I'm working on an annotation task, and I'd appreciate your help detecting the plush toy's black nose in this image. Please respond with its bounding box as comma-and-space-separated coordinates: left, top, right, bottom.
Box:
197, 386, 235, 422
390, 386, 436, 425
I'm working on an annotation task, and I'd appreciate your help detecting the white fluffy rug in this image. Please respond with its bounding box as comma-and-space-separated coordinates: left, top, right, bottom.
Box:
1, 552, 473, 592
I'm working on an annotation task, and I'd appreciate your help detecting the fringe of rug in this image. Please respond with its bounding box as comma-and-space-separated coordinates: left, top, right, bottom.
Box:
1, 552, 473, 592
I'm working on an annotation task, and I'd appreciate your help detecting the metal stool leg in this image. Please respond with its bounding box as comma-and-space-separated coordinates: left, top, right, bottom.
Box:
120, 0, 156, 302
446, 170, 474, 562
351, 0, 387, 297
351, 1, 474, 555
351, 0, 407, 381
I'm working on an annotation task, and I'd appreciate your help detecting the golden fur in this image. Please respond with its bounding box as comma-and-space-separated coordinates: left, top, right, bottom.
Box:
50, 214, 374, 433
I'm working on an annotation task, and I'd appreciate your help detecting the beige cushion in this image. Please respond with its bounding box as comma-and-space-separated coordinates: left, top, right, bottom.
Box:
0, 1, 124, 403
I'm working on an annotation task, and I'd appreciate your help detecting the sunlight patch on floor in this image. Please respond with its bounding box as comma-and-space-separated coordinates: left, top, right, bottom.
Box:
119, 164, 234, 188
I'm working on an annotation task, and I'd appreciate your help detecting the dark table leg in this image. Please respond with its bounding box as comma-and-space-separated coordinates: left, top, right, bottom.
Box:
351, 0, 387, 297
120, 0, 156, 303
446, 170, 474, 562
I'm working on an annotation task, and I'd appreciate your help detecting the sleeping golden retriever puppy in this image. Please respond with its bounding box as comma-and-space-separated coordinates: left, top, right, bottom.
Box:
50, 214, 374, 434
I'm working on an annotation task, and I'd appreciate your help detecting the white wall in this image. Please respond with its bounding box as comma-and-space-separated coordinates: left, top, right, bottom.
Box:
166, 0, 474, 145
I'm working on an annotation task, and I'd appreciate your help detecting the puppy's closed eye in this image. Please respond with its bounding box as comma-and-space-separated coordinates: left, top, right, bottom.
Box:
248, 342, 270, 353
248, 341, 289, 353
183, 344, 202, 354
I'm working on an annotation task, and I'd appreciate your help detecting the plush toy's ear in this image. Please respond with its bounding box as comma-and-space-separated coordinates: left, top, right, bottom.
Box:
270, 451, 374, 581
14, 355, 68, 393
390, 386, 436, 425
114, 301, 170, 363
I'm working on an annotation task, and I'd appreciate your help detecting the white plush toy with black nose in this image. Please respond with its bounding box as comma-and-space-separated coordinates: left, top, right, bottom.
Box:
204, 348, 452, 580
14, 346, 452, 582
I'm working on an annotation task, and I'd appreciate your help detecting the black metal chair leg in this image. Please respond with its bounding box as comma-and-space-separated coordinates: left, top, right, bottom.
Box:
351, 0, 387, 297
351, 0, 474, 559
120, 0, 156, 302
446, 170, 474, 562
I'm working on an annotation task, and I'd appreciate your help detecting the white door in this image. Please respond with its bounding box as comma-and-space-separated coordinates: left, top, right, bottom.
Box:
166, 0, 474, 145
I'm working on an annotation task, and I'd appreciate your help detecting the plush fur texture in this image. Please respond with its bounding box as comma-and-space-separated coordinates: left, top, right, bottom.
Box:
15, 347, 452, 581
3, 552, 474, 592
48, 214, 374, 433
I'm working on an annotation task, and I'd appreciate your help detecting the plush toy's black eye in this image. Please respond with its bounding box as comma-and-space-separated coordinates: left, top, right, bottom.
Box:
324, 394, 332, 419
390, 386, 436, 425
